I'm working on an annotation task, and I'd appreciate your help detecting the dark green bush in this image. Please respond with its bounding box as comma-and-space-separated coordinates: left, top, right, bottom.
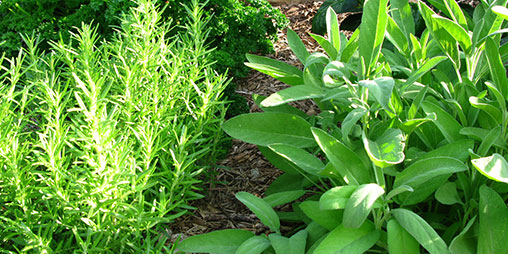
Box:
0, 0, 288, 78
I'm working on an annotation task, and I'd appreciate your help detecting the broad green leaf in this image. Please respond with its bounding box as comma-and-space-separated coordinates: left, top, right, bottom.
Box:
433, 15, 471, 54
269, 234, 289, 254
485, 82, 507, 118
261, 86, 324, 107
320, 185, 358, 210
472, 154, 508, 183
393, 157, 467, 205
477, 126, 502, 156
343, 184, 385, 228
326, 8, 341, 52
236, 192, 281, 233
404, 56, 447, 88
269, 144, 325, 176
442, 0, 468, 29
259, 146, 301, 175
312, 127, 372, 184
362, 128, 405, 168
310, 33, 339, 60
263, 190, 307, 207
265, 173, 305, 195
469, 96, 502, 124
245, 54, 303, 86
289, 230, 308, 254
418, 1, 460, 67
435, 181, 462, 205
478, 185, 508, 254
304, 66, 326, 87
422, 100, 464, 143
253, 94, 307, 118
323, 61, 351, 87
359, 77, 394, 113
387, 219, 420, 254
341, 29, 359, 63
178, 229, 255, 254
492, 5, 508, 20
305, 52, 330, 68
408, 86, 428, 120
341, 108, 367, 142
460, 127, 507, 149
333, 230, 380, 254
235, 236, 271, 254
390, 0, 415, 37
222, 113, 314, 148
477, 1, 506, 42
386, 16, 409, 54
288, 28, 310, 64
306, 222, 329, 249
300, 201, 343, 231
485, 37, 508, 99
449, 217, 477, 254
399, 113, 436, 135
392, 209, 449, 254
386, 185, 414, 201
313, 222, 378, 254
359, 0, 389, 77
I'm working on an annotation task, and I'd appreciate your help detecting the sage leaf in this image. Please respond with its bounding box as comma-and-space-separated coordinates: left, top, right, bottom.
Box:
235, 236, 271, 254
245, 54, 304, 86
422, 100, 464, 143
343, 184, 385, 228
312, 127, 372, 184
236, 192, 280, 233
362, 128, 405, 168
289, 230, 308, 254
300, 201, 343, 231
478, 185, 508, 254
253, 94, 307, 118
313, 222, 379, 254
178, 229, 255, 254
269, 234, 289, 254
263, 190, 307, 207
287, 28, 310, 64
261, 86, 324, 107
392, 208, 449, 254
359, 0, 389, 76
222, 112, 314, 148
269, 144, 325, 176
387, 219, 420, 254
472, 153, 508, 184
326, 7, 341, 51
393, 157, 467, 205
320, 185, 358, 210
449, 217, 477, 254
359, 77, 395, 113
435, 182, 462, 205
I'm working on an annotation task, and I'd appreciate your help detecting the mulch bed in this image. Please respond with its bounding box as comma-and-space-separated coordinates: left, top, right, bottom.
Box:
169, 0, 325, 243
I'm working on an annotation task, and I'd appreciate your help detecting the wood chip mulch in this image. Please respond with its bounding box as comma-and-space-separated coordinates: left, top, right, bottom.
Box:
168, 0, 324, 244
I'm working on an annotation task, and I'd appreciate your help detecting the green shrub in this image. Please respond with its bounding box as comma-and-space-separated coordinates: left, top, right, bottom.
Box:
0, 0, 287, 78
179, 0, 508, 253
0, 0, 228, 252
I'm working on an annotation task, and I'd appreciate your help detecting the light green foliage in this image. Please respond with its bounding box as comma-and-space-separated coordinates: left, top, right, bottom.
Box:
0, 0, 228, 252
179, 0, 508, 253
